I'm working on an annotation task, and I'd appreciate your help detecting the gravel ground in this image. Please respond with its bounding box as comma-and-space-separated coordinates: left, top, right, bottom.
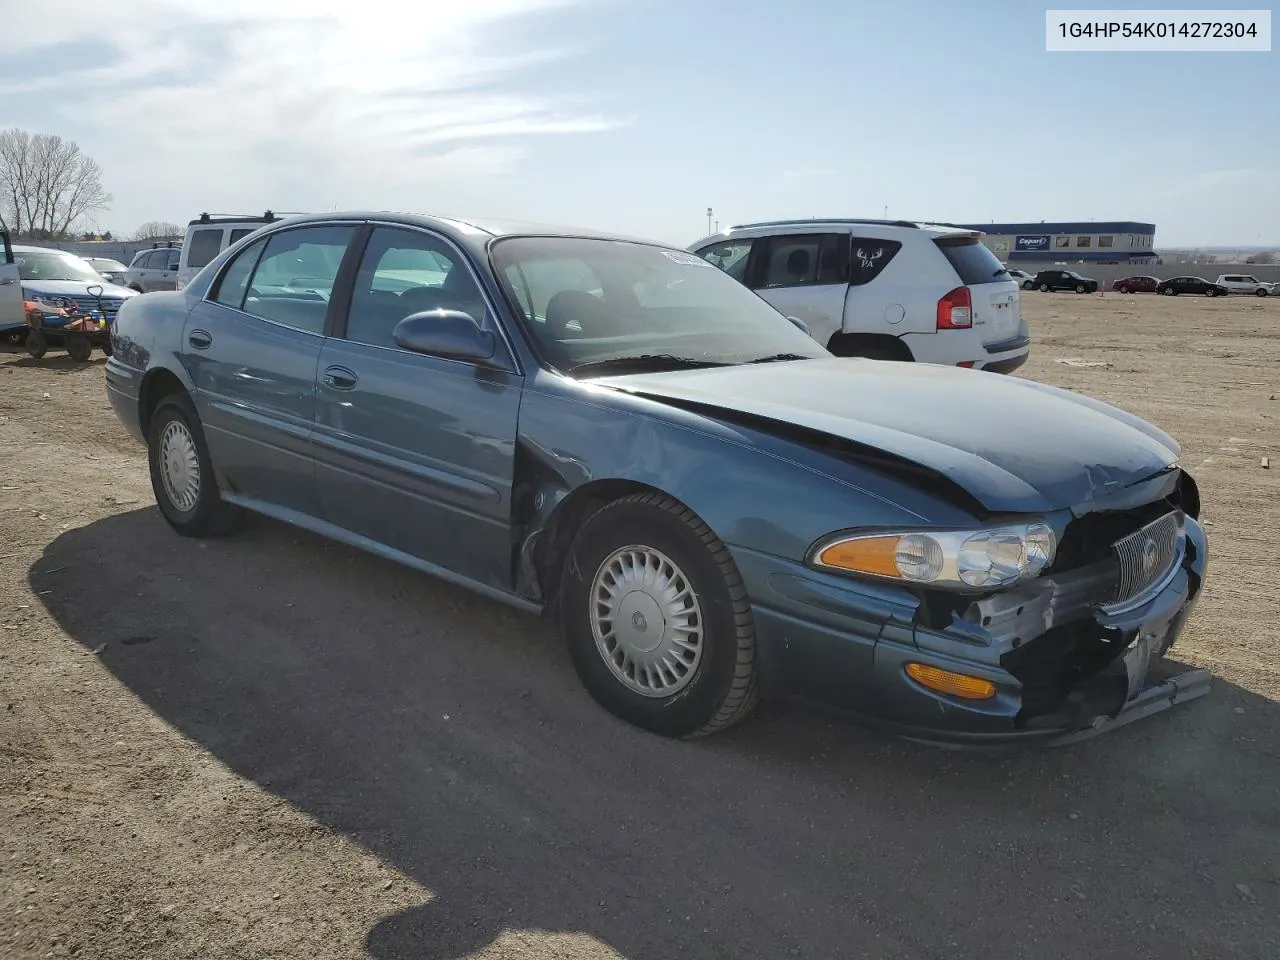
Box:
1, 291, 1278, 960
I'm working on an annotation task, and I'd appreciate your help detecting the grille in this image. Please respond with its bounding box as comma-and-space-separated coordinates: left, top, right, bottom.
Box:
1104, 510, 1184, 611
71, 296, 125, 320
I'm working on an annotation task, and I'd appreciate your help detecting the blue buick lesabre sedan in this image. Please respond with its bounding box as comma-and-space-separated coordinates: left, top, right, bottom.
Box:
104, 212, 1209, 744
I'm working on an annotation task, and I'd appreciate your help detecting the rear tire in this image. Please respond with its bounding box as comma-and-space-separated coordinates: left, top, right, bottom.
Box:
147, 393, 241, 537
25, 330, 47, 359
559, 492, 758, 738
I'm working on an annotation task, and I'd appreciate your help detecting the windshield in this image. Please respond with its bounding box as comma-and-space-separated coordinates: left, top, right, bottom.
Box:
16, 251, 105, 283
490, 237, 828, 373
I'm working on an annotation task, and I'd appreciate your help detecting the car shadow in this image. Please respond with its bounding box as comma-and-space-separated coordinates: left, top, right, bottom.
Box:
29, 508, 1280, 959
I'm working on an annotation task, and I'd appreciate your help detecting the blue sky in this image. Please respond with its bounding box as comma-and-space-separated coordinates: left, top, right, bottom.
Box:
3, 0, 1276, 245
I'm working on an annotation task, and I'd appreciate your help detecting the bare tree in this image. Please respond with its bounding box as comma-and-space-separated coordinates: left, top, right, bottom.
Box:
0, 129, 112, 239
1246, 251, 1274, 265
132, 221, 184, 241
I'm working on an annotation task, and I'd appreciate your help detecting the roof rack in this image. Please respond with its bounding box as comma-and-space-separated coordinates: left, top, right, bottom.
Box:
188, 210, 306, 226
727, 217, 922, 231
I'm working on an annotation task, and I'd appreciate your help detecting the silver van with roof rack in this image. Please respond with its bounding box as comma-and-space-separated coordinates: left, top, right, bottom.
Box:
177, 211, 301, 290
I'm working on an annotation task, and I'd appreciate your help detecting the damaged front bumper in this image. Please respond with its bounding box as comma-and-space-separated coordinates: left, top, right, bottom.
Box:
745, 514, 1209, 747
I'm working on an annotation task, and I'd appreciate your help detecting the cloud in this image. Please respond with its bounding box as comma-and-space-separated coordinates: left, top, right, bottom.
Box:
2, 0, 621, 229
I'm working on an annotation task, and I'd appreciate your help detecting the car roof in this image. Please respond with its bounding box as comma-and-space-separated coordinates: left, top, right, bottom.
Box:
249, 210, 676, 254
693, 218, 979, 245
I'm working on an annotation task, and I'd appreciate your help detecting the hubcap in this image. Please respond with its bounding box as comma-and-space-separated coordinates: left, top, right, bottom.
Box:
159, 420, 200, 512
590, 545, 703, 698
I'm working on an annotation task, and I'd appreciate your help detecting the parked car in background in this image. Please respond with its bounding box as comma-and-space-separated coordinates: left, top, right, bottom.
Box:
1007, 268, 1035, 289
689, 219, 1028, 372
1158, 276, 1228, 297
13, 245, 138, 333
83, 257, 129, 286
177, 211, 285, 290
124, 243, 181, 292
106, 211, 1207, 744
1032, 269, 1099, 293
1215, 274, 1272, 296
0, 229, 23, 337
1113, 275, 1159, 294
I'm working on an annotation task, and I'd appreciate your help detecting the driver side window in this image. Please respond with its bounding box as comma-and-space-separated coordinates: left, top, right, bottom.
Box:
344, 227, 487, 349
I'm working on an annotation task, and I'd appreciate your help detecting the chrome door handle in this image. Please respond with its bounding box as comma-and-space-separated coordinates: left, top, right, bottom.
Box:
188, 329, 212, 350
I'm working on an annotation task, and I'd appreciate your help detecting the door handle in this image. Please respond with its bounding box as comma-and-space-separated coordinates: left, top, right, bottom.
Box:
188, 329, 212, 350
323, 365, 358, 390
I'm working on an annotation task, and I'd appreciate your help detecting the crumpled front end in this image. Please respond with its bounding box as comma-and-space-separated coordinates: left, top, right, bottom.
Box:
748, 468, 1211, 745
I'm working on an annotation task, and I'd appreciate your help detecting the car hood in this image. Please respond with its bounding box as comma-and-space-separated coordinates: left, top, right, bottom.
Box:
594, 358, 1180, 514
21, 279, 138, 299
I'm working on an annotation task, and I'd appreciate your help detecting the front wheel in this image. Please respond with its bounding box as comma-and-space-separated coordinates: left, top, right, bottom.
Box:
1162, 288, 1176, 296
65, 333, 92, 362
1075, 284, 1086, 293
25, 330, 47, 359
1256, 288, 1269, 297
1117, 285, 1129, 294
1038, 283, 1050, 292
560, 493, 758, 738
147, 393, 241, 537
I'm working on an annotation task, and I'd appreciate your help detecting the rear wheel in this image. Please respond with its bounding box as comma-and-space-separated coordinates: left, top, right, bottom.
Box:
25, 330, 47, 359
559, 493, 758, 738
65, 333, 92, 362
147, 393, 241, 537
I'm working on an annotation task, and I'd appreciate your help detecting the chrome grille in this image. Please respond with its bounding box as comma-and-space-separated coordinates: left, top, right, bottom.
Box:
1105, 510, 1184, 611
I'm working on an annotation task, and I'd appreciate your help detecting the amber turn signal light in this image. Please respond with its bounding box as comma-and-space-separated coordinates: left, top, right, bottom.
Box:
905, 663, 997, 700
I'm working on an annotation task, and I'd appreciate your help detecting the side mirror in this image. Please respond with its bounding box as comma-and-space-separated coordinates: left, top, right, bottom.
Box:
393, 309, 496, 363
785, 315, 811, 337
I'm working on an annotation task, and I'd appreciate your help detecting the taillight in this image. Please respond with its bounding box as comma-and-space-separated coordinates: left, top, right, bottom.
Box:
937, 286, 972, 329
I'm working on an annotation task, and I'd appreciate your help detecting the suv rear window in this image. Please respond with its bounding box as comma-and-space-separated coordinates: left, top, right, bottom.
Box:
187, 229, 224, 269
935, 236, 1008, 286
230, 228, 257, 244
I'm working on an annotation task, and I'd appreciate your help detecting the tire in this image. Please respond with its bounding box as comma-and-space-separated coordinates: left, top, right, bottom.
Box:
1021, 281, 1033, 290
559, 492, 758, 738
1117, 285, 1129, 294
25, 330, 47, 359
65, 333, 91, 362
100, 337, 114, 357
1162, 288, 1176, 296
1075, 284, 1086, 293
1038, 283, 1050, 292
850, 343, 907, 361
147, 393, 241, 537
1256, 288, 1269, 297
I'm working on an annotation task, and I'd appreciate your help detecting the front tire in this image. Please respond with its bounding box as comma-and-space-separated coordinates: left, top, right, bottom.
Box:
65, 333, 91, 362
25, 330, 47, 359
1162, 287, 1176, 296
1038, 283, 1050, 292
1075, 284, 1086, 293
1256, 288, 1269, 297
1118, 285, 1129, 294
147, 393, 240, 537
560, 493, 758, 738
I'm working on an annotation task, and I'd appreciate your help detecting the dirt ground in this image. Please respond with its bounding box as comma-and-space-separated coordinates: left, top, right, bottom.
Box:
1, 291, 1278, 960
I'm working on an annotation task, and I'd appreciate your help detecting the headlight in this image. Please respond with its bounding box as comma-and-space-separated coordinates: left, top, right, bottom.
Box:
811, 521, 1056, 590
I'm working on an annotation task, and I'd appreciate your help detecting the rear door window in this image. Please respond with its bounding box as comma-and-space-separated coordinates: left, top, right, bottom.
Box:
936, 237, 1008, 285
229, 228, 257, 245
186, 229, 224, 269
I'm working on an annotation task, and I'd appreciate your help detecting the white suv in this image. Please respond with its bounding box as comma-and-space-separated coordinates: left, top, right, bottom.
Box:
176, 211, 287, 290
1215, 274, 1273, 297
689, 219, 1029, 373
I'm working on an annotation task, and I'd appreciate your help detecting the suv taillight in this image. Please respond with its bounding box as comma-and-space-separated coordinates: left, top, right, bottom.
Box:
937, 286, 972, 329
